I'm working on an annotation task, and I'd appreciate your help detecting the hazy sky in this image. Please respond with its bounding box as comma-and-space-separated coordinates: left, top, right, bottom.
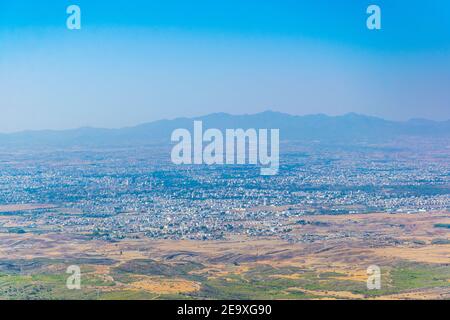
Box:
1, 0, 450, 132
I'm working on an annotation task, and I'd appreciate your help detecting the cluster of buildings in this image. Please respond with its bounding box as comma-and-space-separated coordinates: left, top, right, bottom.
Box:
0, 142, 448, 241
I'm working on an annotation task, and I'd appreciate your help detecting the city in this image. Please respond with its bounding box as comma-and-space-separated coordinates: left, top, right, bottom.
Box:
0, 138, 448, 243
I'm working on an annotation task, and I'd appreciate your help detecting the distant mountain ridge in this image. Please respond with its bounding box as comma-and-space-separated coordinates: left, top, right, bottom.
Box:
0, 111, 449, 147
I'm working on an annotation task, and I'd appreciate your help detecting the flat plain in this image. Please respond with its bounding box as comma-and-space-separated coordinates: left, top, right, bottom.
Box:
0, 209, 448, 300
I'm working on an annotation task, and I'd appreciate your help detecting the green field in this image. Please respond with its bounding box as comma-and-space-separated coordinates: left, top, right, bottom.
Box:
0, 258, 449, 300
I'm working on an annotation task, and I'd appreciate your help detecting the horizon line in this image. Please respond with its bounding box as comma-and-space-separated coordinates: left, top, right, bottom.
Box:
1, 110, 449, 135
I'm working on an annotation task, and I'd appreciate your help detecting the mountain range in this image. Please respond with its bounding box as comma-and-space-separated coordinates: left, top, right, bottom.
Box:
1, 111, 449, 147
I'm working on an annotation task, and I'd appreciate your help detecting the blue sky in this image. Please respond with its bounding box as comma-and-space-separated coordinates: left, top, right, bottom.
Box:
1, 0, 449, 132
